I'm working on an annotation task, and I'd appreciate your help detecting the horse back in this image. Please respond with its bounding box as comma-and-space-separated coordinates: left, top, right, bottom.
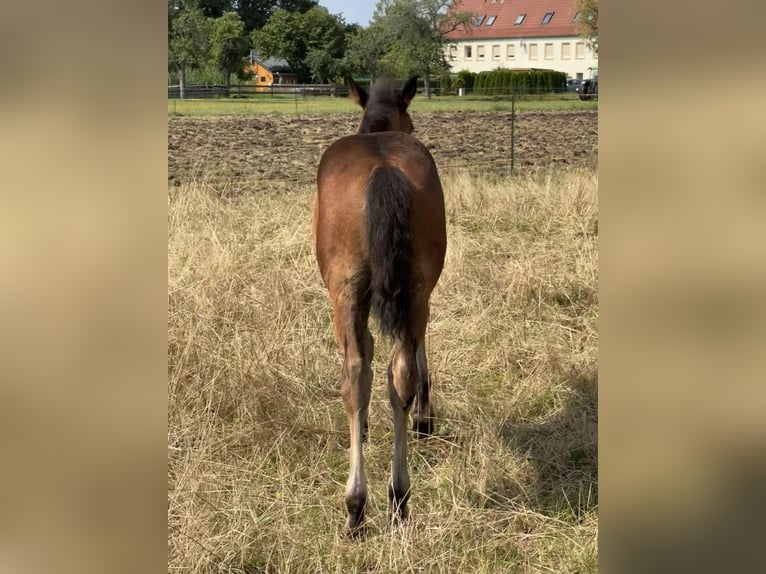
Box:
314, 132, 446, 294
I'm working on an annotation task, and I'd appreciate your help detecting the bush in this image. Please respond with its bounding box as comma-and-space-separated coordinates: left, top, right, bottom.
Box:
453, 69, 476, 91
439, 71, 455, 95
471, 69, 567, 96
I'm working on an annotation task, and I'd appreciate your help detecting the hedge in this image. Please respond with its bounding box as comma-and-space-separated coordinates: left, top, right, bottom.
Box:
470, 68, 567, 95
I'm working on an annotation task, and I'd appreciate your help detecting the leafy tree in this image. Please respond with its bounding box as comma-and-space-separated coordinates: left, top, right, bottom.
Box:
187, 1, 319, 34
196, 0, 232, 18
278, 0, 317, 12
575, 0, 598, 54
304, 49, 341, 84
236, 0, 318, 33
168, 6, 211, 99
343, 23, 391, 80
210, 11, 251, 91
252, 6, 346, 82
370, 0, 473, 98
233, 0, 277, 33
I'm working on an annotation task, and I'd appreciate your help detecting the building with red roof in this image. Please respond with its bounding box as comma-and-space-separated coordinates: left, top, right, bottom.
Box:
445, 0, 597, 80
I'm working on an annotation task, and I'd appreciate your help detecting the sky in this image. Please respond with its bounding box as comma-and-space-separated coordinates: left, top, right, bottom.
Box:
318, 0, 375, 26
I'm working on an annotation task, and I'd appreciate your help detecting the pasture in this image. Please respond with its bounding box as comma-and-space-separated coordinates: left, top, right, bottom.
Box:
168, 107, 598, 572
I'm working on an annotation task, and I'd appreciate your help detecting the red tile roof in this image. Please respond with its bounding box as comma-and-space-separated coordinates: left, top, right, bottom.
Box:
447, 0, 581, 40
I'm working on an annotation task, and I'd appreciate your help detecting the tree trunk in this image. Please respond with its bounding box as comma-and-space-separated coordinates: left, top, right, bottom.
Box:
423, 69, 432, 100
179, 66, 187, 100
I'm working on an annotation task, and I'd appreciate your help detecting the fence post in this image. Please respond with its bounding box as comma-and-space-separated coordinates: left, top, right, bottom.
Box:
510, 92, 516, 176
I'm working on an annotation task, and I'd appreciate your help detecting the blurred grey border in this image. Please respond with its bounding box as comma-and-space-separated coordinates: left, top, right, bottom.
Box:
0, 2, 167, 574
601, 2, 766, 573
1, 1, 765, 573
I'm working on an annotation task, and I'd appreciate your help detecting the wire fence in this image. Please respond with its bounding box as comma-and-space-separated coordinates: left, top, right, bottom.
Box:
168, 84, 346, 99
168, 83, 596, 101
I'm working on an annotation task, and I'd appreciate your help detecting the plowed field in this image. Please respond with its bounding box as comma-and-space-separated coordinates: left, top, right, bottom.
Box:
168, 109, 597, 191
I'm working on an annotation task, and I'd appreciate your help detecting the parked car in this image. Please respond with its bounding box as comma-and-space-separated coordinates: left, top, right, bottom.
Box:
566, 78, 583, 93
578, 67, 599, 100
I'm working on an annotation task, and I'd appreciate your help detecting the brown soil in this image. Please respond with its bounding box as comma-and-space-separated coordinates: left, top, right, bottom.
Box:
168, 110, 597, 191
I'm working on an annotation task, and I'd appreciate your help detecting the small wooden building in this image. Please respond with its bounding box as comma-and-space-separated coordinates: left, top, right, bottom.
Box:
248, 51, 298, 90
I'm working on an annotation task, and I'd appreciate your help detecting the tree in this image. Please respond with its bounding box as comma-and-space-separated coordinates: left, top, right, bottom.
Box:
195, 0, 232, 18
168, 6, 211, 99
343, 23, 390, 80
235, 0, 277, 33
370, 0, 473, 98
575, 0, 598, 54
278, 0, 317, 12
210, 11, 250, 92
251, 6, 346, 83
235, 0, 319, 34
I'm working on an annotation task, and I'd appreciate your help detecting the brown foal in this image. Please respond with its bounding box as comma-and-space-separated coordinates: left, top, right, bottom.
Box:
312, 76, 447, 533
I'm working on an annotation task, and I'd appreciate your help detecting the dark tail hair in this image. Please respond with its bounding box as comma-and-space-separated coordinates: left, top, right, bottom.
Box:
365, 166, 413, 339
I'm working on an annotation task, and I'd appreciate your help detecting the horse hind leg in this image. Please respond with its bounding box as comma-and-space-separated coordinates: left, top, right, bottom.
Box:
412, 338, 434, 437
409, 302, 434, 437
333, 293, 374, 534
387, 337, 418, 522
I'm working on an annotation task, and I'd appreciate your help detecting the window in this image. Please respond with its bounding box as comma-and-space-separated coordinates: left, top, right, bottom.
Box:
542, 12, 554, 24
544, 43, 554, 60
561, 42, 571, 59
572, 10, 580, 23
260, 76, 266, 82
506, 44, 515, 60
514, 14, 526, 25
492, 45, 500, 60
477, 45, 485, 60
529, 43, 538, 60
475, 15, 485, 26
464, 45, 472, 59
486, 15, 497, 26
575, 42, 585, 59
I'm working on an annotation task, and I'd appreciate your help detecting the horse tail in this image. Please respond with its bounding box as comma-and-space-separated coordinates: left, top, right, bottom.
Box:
365, 165, 414, 339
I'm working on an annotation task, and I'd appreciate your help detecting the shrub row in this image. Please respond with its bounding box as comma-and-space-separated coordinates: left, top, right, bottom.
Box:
466, 69, 567, 95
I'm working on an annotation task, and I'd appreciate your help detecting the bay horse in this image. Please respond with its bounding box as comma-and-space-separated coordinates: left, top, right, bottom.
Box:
312, 76, 447, 533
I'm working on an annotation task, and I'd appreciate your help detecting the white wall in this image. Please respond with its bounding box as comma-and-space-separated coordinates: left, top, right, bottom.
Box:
446, 36, 598, 80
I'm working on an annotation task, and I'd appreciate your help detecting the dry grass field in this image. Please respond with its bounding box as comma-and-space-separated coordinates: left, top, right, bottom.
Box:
168, 160, 598, 571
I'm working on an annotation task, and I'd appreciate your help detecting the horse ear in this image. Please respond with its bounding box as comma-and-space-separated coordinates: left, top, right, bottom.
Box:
402, 76, 418, 107
346, 77, 368, 109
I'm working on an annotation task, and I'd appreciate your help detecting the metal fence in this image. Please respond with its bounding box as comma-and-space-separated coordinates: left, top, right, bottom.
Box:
168, 83, 595, 100
168, 84, 348, 99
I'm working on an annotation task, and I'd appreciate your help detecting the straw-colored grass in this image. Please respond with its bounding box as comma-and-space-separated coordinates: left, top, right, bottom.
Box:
168, 167, 598, 573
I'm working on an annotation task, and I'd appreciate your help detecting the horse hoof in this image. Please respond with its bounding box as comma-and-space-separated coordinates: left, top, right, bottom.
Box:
412, 416, 433, 438
345, 494, 366, 535
388, 482, 410, 522
344, 521, 366, 540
